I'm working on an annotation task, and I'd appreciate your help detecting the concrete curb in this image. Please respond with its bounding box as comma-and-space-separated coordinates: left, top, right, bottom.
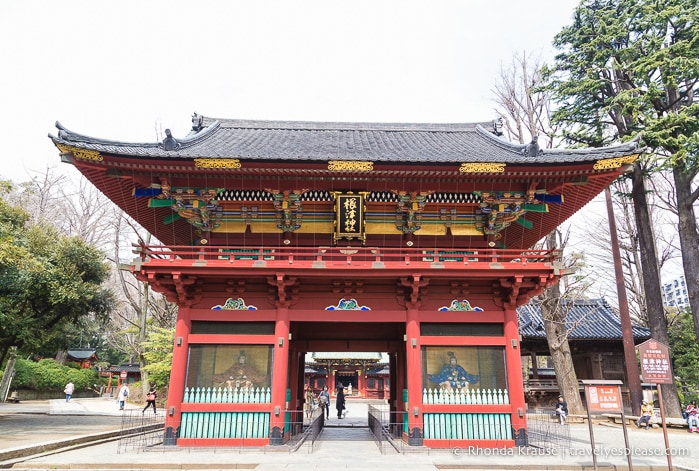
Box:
0, 425, 159, 469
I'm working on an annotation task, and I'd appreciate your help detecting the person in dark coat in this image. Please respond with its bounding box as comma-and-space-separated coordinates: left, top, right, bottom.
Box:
142, 384, 157, 414
555, 395, 568, 424
336, 384, 346, 419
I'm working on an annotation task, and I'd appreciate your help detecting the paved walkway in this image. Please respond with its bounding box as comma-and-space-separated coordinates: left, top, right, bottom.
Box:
2, 397, 699, 470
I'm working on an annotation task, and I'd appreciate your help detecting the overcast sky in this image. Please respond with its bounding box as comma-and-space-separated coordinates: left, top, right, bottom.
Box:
0, 1, 686, 291
0, 0, 582, 182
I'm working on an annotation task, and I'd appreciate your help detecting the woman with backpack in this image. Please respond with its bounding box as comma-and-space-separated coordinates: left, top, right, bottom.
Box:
318, 385, 330, 419
117, 384, 129, 411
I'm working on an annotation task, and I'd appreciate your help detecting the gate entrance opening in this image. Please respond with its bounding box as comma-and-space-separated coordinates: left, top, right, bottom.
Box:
290, 321, 403, 418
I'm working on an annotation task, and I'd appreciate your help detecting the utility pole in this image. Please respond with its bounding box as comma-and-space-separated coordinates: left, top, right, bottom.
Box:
605, 187, 642, 415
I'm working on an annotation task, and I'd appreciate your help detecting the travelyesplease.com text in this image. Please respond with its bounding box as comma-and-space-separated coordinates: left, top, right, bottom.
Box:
452, 446, 690, 458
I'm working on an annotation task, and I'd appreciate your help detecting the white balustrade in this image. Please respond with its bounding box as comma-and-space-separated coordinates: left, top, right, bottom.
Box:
183, 386, 272, 404
422, 388, 510, 405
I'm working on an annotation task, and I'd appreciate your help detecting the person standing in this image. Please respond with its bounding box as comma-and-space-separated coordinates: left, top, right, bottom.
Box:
64, 381, 74, 402
336, 384, 346, 419
304, 386, 315, 419
142, 384, 157, 414
555, 395, 568, 425
117, 383, 130, 411
318, 385, 330, 420
686, 401, 699, 432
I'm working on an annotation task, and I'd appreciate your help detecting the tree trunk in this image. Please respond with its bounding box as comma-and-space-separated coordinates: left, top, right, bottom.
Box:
673, 166, 699, 343
139, 280, 150, 393
632, 163, 682, 417
0, 347, 17, 402
541, 232, 584, 414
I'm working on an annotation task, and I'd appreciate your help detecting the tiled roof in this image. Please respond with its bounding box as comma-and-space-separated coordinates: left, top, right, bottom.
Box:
66, 349, 97, 360
312, 352, 384, 361
108, 364, 141, 373
367, 365, 390, 375
49, 115, 640, 164
518, 298, 651, 340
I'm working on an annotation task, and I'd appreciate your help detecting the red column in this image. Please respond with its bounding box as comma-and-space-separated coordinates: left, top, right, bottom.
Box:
289, 349, 301, 410
328, 367, 336, 393
165, 309, 191, 445
405, 305, 423, 445
358, 369, 367, 398
270, 305, 290, 444
504, 306, 527, 444
392, 349, 403, 414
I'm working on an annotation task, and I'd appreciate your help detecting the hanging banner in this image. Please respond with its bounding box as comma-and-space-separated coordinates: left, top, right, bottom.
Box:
332, 192, 366, 244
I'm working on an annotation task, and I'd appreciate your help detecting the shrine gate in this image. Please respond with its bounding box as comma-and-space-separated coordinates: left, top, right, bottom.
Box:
50, 115, 638, 448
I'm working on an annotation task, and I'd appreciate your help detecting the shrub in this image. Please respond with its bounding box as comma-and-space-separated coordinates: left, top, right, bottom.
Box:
12, 358, 100, 391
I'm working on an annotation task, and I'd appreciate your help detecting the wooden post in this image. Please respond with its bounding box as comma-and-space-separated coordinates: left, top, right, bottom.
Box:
269, 306, 290, 445
585, 402, 598, 471
165, 312, 191, 444
656, 384, 673, 470
605, 187, 643, 415
504, 306, 527, 444
405, 304, 423, 445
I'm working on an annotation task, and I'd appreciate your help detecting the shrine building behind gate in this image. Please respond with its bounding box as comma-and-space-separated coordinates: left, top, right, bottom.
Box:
50, 115, 638, 448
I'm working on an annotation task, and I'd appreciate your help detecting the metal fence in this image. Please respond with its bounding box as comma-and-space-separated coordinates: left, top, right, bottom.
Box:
118, 408, 324, 454
117, 410, 167, 454
526, 409, 571, 451
368, 404, 404, 454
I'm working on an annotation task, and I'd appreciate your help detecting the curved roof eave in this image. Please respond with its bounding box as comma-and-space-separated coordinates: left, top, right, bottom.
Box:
49, 115, 640, 165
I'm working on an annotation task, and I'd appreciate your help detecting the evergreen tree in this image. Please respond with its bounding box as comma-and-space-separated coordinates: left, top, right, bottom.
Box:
543, 0, 699, 417
0, 183, 115, 364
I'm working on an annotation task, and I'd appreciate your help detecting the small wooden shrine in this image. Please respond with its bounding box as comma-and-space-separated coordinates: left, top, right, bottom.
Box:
519, 298, 651, 406
50, 114, 638, 448
65, 348, 99, 369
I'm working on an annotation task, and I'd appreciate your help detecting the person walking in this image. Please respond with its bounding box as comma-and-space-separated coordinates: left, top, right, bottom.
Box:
318, 385, 330, 420
336, 384, 346, 419
64, 381, 74, 402
117, 383, 130, 411
142, 384, 157, 414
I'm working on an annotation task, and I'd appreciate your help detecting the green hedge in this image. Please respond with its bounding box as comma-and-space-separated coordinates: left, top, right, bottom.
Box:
12, 358, 101, 391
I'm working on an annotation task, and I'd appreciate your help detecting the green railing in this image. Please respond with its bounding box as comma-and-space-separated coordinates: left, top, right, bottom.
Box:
423, 413, 512, 440
180, 411, 270, 439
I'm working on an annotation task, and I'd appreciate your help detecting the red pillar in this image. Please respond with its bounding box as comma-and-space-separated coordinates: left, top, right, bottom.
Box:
328, 367, 336, 393
270, 305, 290, 444
289, 349, 302, 410
405, 305, 423, 445
358, 369, 367, 398
504, 306, 527, 444
165, 309, 191, 445
392, 349, 404, 414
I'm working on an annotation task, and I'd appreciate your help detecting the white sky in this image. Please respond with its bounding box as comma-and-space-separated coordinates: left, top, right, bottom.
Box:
0, 0, 685, 298
0, 0, 580, 182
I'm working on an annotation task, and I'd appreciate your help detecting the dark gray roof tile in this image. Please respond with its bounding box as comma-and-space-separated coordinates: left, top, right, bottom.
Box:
49, 115, 640, 164
518, 298, 651, 340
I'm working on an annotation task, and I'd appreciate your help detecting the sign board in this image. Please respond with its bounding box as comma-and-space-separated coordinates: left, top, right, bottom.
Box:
637, 338, 674, 384
585, 384, 623, 413
120, 370, 127, 380
332, 192, 366, 243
